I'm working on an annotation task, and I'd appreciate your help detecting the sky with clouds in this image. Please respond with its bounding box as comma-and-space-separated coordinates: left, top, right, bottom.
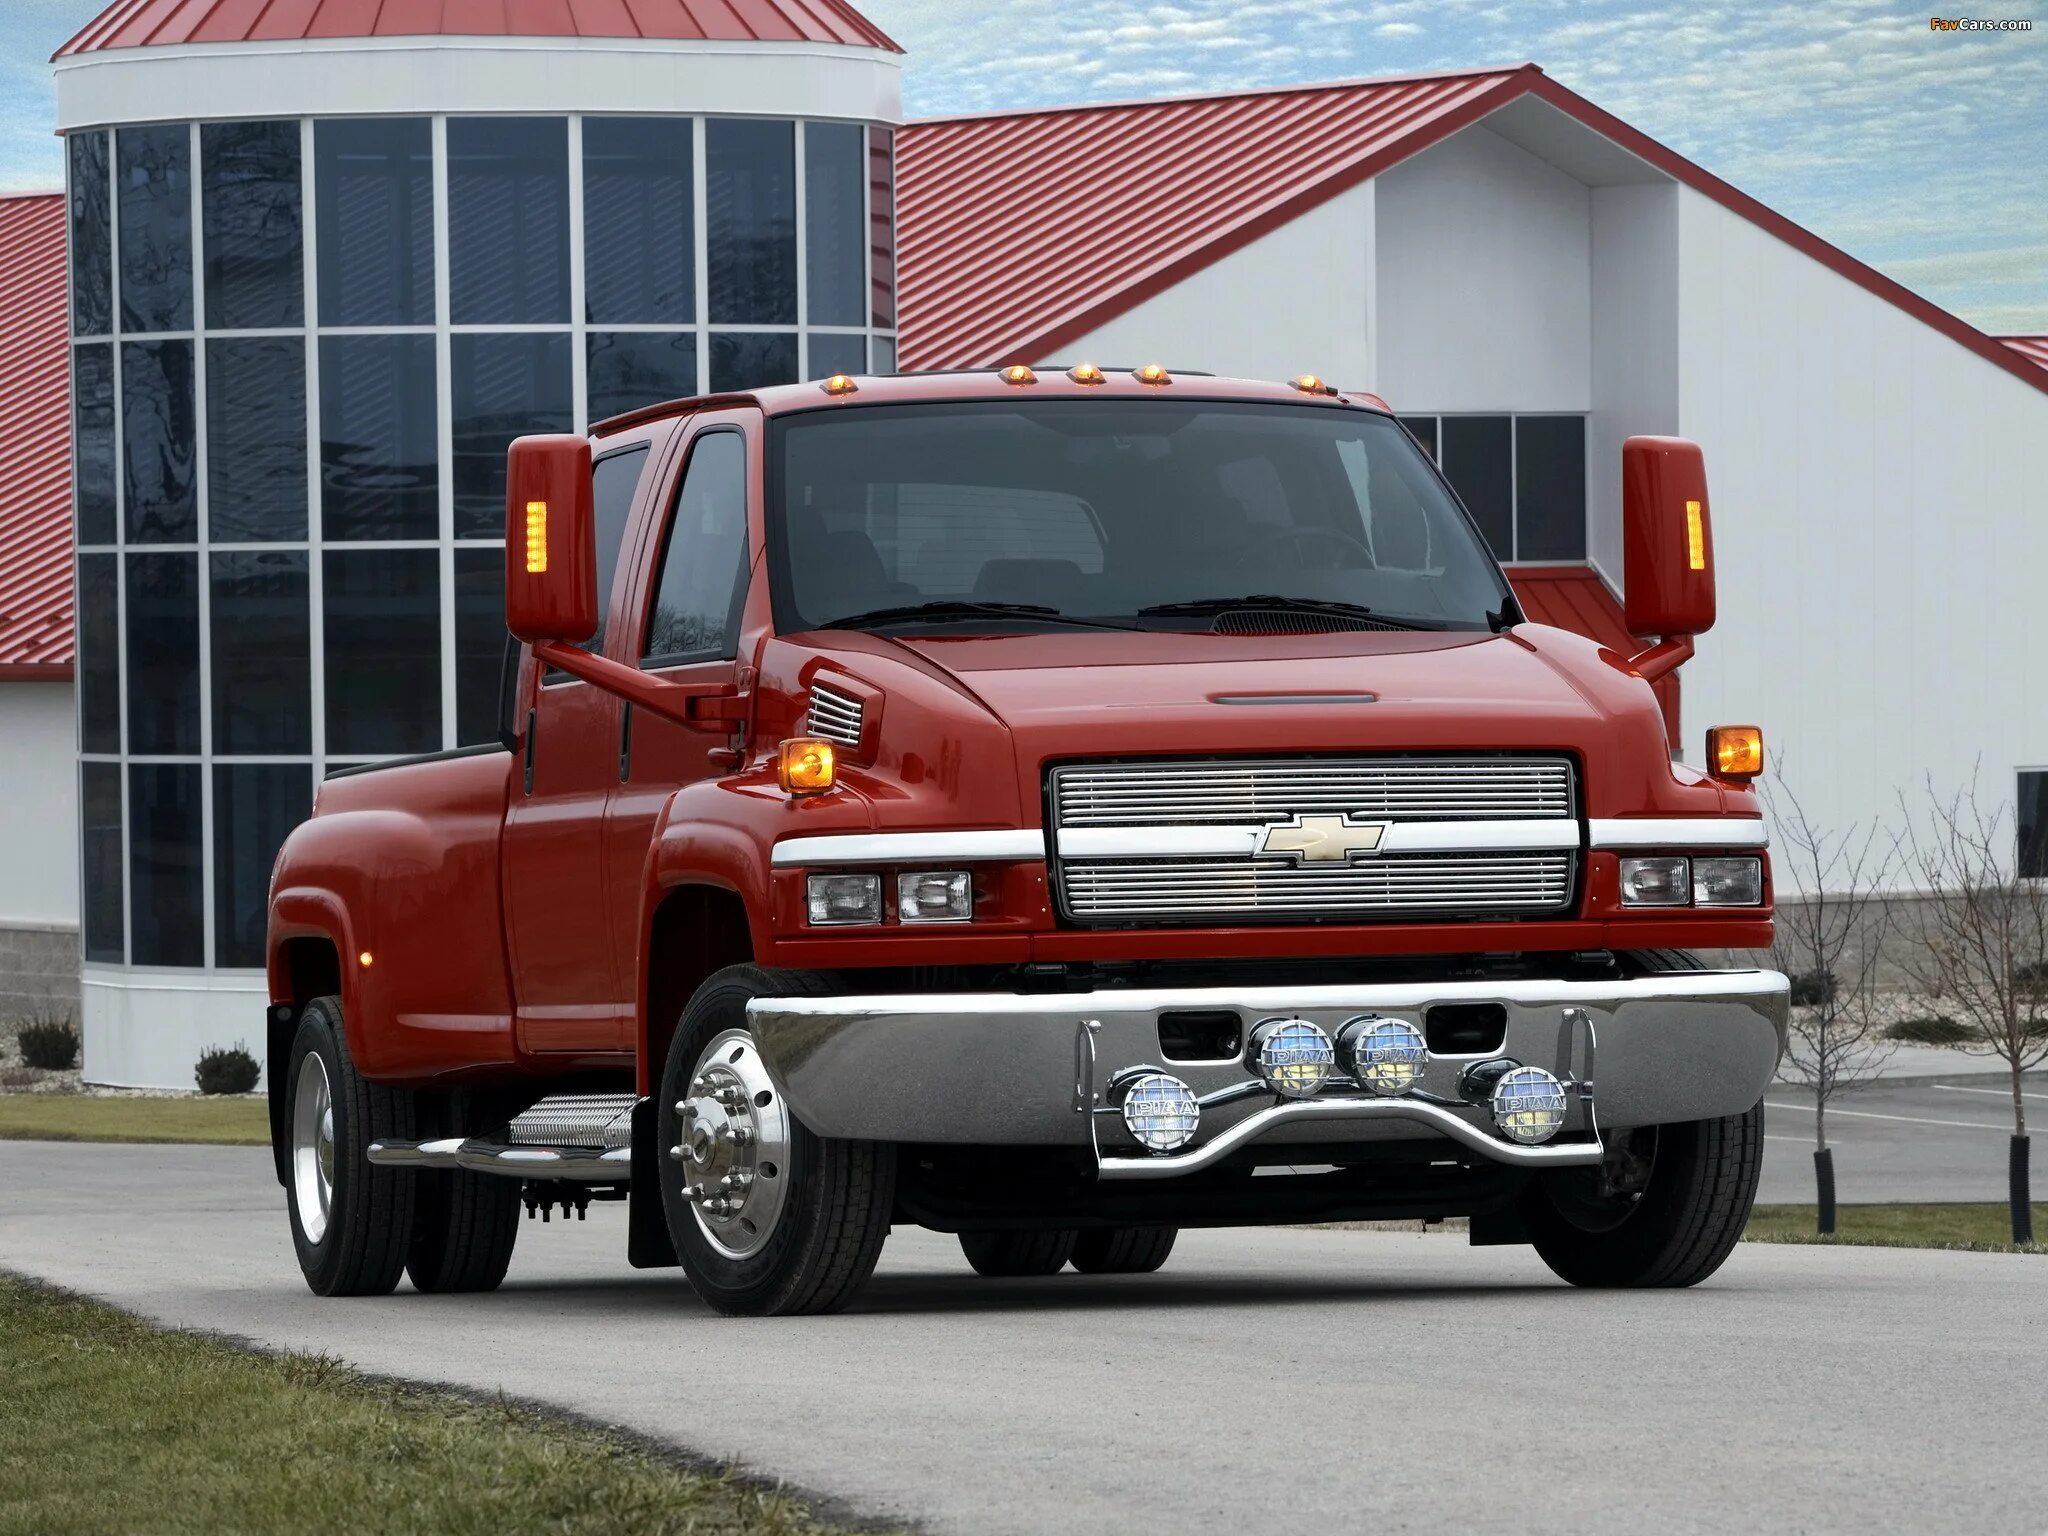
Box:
5, 0, 2042, 331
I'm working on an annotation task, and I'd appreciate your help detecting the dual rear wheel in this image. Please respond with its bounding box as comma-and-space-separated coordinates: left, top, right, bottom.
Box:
958, 1226, 1178, 1277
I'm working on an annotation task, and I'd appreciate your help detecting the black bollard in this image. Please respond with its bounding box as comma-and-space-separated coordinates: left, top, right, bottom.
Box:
2011, 1136, 2033, 1246
1813, 1146, 1836, 1236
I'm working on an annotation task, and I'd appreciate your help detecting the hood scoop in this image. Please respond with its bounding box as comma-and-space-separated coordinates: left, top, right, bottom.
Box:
806, 680, 865, 746
1210, 608, 1408, 635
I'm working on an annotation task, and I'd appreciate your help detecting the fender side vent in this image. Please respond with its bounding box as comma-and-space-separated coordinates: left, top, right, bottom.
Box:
807, 681, 864, 746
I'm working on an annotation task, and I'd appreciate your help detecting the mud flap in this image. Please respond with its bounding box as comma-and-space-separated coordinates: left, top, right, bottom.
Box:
628, 1097, 680, 1268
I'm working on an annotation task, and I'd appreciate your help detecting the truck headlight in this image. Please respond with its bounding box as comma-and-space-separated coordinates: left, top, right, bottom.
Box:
1693, 856, 1763, 906
806, 873, 882, 925
1619, 855, 1690, 906
897, 871, 972, 923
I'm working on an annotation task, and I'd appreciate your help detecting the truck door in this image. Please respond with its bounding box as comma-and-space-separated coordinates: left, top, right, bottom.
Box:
603, 418, 756, 1006
501, 440, 655, 1055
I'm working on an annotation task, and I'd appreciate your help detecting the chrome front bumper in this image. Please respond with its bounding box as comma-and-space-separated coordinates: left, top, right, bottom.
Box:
746, 971, 1789, 1177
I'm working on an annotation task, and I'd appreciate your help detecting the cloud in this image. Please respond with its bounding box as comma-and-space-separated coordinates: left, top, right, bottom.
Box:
1375, 22, 1423, 38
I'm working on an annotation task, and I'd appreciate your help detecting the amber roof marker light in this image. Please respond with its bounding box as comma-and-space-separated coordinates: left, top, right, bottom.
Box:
820, 374, 859, 396
999, 364, 1037, 385
1291, 373, 1337, 395
1068, 361, 1105, 385
1134, 362, 1172, 385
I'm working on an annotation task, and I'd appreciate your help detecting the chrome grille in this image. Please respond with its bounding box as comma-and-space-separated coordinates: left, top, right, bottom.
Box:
1053, 756, 1574, 826
1050, 755, 1577, 925
1061, 854, 1574, 920
807, 681, 864, 746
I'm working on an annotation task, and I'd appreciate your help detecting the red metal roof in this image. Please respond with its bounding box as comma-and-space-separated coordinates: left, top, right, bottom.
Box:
898, 66, 1532, 372
0, 193, 73, 681
2001, 336, 2048, 371
55, 0, 900, 57
1509, 564, 1677, 739
896, 65, 2048, 403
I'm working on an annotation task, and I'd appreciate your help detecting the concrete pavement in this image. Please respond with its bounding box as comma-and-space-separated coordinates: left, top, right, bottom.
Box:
3, 1140, 2043, 1535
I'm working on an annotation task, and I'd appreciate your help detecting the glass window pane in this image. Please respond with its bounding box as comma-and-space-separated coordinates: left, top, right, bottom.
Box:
82, 761, 124, 963
1400, 415, 1438, 462
583, 117, 693, 324
709, 331, 797, 393
805, 122, 864, 328
1514, 415, 1587, 562
644, 432, 747, 662
314, 118, 432, 327
211, 552, 310, 754
706, 119, 795, 325
69, 131, 111, 337
123, 340, 197, 542
586, 446, 649, 655
870, 334, 895, 375
78, 554, 120, 754
319, 334, 437, 541
454, 548, 507, 749
73, 344, 116, 544
214, 764, 310, 968
586, 331, 697, 424
126, 552, 200, 754
868, 127, 894, 328
448, 117, 569, 325
2020, 771, 2048, 880
1439, 416, 1512, 561
207, 337, 307, 541
452, 333, 573, 538
202, 120, 302, 330
323, 548, 441, 756
808, 333, 865, 382
129, 763, 203, 968
118, 125, 192, 333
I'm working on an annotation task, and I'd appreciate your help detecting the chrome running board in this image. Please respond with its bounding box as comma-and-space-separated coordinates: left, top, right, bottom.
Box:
367, 1092, 638, 1184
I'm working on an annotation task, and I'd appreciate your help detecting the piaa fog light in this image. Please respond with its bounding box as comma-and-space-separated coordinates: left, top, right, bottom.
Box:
1120, 1073, 1200, 1152
1340, 1015, 1428, 1095
1491, 1066, 1569, 1145
1247, 1017, 1335, 1098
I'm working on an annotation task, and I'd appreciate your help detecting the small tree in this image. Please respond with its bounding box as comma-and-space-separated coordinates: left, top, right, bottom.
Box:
1766, 773, 1896, 1233
1893, 776, 2048, 1245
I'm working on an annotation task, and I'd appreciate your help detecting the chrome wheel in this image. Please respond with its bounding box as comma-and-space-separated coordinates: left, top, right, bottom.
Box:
672, 1028, 789, 1259
292, 1051, 335, 1245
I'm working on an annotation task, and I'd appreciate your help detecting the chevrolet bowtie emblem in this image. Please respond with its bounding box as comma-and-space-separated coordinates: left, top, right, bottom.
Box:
1258, 814, 1390, 862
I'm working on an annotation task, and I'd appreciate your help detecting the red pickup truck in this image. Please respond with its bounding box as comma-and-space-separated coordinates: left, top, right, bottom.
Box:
266, 366, 1788, 1315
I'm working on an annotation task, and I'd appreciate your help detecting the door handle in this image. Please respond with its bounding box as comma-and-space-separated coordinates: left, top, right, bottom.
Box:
618, 702, 633, 782
522, 708, 536, 794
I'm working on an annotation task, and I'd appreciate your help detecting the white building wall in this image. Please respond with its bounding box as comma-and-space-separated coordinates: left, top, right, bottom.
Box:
0, 681, 79, 926
1373, 126, 1591, 413
1040, 181, 1374, 387
1588, 183, 1679, 589
1673, 183, 2048, 863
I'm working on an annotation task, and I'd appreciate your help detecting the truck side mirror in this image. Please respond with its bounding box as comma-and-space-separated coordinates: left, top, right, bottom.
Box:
1621, 435, 1715, 642
504, 434, 597, 646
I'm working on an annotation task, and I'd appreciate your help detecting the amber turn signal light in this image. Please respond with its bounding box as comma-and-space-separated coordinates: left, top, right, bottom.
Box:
778, 737, 837, 795
1707, 725, 1763, 781
523, 500, 548, 573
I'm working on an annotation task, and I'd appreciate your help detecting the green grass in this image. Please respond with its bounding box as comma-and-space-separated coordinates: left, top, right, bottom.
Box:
0, 1094, 270, 1145
1745, 1202, 2047, 1254
0, 1275, 874, 1536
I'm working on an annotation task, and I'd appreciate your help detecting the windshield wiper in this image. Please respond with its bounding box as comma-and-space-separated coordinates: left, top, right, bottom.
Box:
1135, 594, 1446, 630
817, 600, 1142, 633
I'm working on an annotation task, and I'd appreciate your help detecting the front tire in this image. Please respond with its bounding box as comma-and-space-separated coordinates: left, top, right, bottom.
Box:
285, 997, 416, 1297
657, 966, 894, 1316
1521, 1103, 1764, 1288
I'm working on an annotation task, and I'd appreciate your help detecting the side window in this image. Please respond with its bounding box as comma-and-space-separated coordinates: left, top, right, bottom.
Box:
2020, 770, 2048, 879
544, 443, 646, 683
643, 431, 748, 663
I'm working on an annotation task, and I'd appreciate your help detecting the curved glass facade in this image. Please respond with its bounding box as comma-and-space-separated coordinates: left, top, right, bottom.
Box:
69, 112, 897, 972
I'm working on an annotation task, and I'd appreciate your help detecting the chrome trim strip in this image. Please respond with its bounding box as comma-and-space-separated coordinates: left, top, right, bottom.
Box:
1590, 817, 1769, 849
1058, 818, 1583, 859
771, 828, 1047, 867
1095, 1097, 1603, 1178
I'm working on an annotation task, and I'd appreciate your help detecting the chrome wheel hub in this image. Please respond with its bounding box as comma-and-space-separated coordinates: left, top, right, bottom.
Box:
291, 1053, 335, 1245
671, 1028, 789, 1259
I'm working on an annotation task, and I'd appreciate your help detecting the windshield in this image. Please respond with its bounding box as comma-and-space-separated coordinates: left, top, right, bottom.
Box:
768, 400, 1514, 633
